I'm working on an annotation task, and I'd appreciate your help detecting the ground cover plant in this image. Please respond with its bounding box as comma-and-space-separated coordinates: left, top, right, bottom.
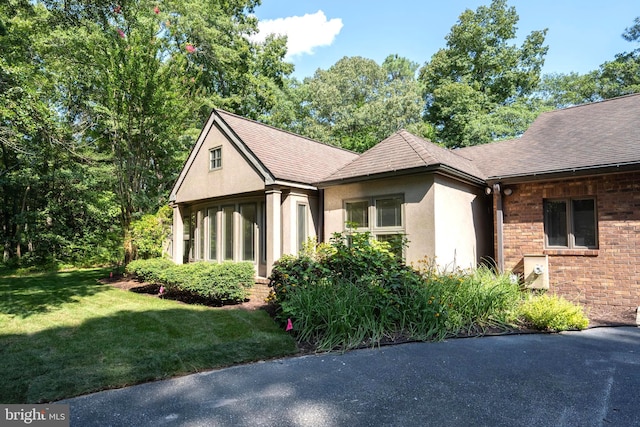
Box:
268, 232, 588, 351
0, 269, 297, 403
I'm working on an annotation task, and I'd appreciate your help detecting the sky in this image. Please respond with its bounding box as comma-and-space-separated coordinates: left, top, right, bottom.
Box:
250, 0, 640, 80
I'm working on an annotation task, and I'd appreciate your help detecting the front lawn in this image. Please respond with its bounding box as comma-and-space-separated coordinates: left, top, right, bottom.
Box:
0, 269, 298, 403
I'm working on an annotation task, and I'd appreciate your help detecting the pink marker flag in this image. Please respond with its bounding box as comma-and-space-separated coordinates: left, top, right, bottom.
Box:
159, 286, 165, 295
185, 44, 196, 53
286, 318, 293, 331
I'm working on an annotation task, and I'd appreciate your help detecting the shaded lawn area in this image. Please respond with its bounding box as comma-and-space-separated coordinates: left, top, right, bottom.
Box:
0, 269, 298, 403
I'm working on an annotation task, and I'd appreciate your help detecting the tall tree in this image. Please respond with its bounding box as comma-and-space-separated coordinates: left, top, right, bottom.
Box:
419, 0, 547, 147
289, 55, 426, 152
597, 17, 640, 98
41, 0, 292, 263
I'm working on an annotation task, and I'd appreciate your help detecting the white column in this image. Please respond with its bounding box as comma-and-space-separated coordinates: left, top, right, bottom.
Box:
265, 189, 282, 276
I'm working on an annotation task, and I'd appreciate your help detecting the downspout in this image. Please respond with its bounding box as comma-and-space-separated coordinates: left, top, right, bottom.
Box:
493, 183, 504, 273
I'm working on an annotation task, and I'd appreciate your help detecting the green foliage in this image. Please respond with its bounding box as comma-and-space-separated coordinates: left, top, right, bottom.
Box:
276, 55, 426, 152
518, 294, 589, 331
126, 258, 254, 303
268, 232, 523, 351
130, 206, 172, 260
419, 0, 548, 147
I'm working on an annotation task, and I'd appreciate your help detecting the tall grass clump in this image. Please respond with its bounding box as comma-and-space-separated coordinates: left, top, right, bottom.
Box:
416, 260, 522, 335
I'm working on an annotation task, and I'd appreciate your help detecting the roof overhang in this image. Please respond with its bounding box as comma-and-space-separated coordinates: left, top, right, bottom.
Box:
317, 164, 486, 188
485, 162, 640, 185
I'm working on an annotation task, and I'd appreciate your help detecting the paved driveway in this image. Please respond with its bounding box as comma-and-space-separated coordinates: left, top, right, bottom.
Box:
61, 327, 640, 427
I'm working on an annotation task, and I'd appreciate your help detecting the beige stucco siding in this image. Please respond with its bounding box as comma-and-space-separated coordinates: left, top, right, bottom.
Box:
173, 123, 265, 203
323, 174, 435, 264
433, 175, 491, 270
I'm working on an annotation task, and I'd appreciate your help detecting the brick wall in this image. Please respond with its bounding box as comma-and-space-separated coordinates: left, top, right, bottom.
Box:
498, 171, 640, 307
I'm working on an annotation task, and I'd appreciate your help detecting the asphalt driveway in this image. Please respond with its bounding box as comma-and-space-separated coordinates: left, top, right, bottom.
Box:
61, 327, 640, 427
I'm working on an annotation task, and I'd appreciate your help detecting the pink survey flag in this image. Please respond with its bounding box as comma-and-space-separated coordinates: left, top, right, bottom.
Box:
286, 318, 293, 331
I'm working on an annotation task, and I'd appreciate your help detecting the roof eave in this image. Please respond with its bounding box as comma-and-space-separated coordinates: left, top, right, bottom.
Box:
486, 162, 640, 185
317, 164, 485, 188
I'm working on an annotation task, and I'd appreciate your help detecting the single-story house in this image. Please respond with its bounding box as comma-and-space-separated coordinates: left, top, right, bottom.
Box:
170, 94, 640, 307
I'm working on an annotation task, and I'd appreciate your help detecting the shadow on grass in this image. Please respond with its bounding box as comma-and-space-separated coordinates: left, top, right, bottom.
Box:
0, 269, 108, 318
0, 306, 298, 403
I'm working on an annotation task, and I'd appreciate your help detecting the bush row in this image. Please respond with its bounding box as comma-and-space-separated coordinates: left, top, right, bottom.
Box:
268, 232, 589, 351
126, 258, 255, 303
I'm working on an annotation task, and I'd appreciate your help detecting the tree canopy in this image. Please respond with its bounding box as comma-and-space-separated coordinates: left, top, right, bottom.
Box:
418, 0, 548, 147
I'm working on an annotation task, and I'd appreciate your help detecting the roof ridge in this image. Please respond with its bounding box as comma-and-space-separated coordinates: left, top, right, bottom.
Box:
215, 109, 357, 155
396, 130, 437, 167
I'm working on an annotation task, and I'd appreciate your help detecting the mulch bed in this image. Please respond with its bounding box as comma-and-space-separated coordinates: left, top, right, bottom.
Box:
99, 275, 638, 326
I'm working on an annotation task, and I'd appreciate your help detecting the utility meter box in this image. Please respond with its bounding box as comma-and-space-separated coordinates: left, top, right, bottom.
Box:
523, 254, 549, 289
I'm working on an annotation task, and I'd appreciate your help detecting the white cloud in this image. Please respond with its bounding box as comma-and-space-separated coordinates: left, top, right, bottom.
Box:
251, 10, 343, 58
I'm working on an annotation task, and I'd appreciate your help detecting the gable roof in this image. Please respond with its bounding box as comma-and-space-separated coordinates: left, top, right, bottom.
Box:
216, 110, 358, 185
319, 130, 486, 186
458, 93, 640, 182
170, 109, 359, 201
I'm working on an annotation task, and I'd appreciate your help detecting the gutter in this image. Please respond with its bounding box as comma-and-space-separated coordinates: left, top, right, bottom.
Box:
493, 183, 505, 273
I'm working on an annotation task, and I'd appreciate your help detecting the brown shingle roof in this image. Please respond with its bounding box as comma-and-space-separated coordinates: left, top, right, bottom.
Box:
458, 93, 640, 181
320, 130, 486, 185
216, 110, 359, 185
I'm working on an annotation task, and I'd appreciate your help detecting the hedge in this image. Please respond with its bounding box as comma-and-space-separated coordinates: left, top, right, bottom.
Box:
126, 258, 255, 304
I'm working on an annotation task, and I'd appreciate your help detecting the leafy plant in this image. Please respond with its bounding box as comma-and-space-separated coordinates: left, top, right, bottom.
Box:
518, 294, 589, 331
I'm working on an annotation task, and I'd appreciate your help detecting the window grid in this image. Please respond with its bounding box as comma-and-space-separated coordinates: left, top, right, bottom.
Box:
209, 147, 222, 170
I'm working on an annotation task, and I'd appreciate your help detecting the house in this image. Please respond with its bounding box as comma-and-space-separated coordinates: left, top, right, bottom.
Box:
170, 94, 640, 307
458, 93, 640, 307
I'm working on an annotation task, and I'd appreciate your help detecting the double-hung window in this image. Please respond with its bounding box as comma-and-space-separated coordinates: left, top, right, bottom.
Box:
345, 195, 404, 255
209, 147, 222, 170
543, 198, 597, 249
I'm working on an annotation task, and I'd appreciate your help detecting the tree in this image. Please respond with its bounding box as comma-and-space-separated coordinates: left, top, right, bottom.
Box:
419, 0, 547, 147
288, 55, 426, 152
41, 0, 292, 264
597, 17, 640, 98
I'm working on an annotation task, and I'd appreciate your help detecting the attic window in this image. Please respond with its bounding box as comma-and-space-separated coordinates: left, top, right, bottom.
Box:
209, 147, 222, 170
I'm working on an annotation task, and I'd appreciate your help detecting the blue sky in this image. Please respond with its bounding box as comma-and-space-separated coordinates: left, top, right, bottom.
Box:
251, 1, 640, 79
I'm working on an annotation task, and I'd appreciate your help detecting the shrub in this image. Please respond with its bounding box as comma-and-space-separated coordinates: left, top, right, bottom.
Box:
125, 257, 175, 283
126, 258, 254, 304
518, 294, 589, 331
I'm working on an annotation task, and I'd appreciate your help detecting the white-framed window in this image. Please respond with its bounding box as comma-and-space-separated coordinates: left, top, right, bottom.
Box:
344, 195, 405, 254
297, 203, 308, 253
209, 146, 222, 170
544, 198, 597, 249
208, 207, 218, 261
222, 205, 235, 260
240, 203, 257, 261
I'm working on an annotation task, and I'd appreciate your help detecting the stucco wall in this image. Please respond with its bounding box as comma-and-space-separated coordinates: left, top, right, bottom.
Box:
433, 175, 492, 270
173, 123, 265, 204
323, 174, 435, 265
500, 171, 640, 307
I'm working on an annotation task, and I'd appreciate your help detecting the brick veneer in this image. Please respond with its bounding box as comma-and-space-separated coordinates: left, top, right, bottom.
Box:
497, 171, 640, 307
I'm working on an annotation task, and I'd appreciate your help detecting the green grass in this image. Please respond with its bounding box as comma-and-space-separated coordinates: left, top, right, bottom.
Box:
0, 269, 298, 403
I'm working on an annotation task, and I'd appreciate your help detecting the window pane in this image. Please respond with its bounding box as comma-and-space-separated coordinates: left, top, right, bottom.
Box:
210, 147, 222, 170
376, 198, 402, 227
346, 201, 368, 228
297, 204, 307, 253
572, 199, 596, 247
544, 200, 568, 247
241, 204, 256, 261
223, 206, 234, 260
208, 208, 217, 261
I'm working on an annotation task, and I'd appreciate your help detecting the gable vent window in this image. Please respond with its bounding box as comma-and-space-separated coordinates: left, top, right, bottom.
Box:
544, 198, 597, 249
209, 146, 222, 170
